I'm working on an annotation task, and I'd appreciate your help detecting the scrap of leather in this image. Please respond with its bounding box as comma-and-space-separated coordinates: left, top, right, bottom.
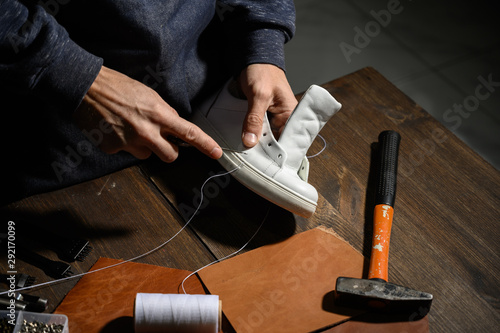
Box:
54, 258, 205, 333
198, 227, 429, 333
199, 227, 364, 333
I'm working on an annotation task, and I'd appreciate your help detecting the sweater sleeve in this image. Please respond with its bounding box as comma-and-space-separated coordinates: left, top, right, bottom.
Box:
216, 0, 296, 73
0, 0, 103, 113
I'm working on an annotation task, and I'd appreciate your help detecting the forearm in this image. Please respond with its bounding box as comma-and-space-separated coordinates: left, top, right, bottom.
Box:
0, 0, 102, 112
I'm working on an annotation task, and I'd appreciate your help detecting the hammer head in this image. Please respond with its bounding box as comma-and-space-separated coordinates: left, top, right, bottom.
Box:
335, 277, 433, 318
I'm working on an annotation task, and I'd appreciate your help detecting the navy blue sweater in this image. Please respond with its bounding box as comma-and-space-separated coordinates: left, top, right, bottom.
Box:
0, 0, 295, 204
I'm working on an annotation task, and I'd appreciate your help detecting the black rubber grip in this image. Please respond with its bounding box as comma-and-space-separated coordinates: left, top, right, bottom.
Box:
375, 130, 401, 207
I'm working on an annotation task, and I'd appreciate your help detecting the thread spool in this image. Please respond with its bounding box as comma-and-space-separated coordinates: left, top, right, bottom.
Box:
134, 293, 221, 333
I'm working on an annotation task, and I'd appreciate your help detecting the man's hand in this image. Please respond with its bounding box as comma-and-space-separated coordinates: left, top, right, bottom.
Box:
74, 66, 223, 162
238, 64, 298, 148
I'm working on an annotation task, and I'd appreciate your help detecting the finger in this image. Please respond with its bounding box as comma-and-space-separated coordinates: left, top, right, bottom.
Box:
242, 95, 270, 148
170, 119, 222, 159
268, 91, 297, 138
269, 110, 292, 137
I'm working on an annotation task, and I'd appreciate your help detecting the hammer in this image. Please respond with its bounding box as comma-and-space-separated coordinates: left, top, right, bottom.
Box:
335, 130, 433, 317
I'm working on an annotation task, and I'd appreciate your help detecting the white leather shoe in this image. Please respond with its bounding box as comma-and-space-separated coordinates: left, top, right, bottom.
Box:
191, 80, 341, 217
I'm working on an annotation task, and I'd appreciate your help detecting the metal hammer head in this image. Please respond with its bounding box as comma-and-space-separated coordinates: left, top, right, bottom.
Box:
335, 277, 433, 318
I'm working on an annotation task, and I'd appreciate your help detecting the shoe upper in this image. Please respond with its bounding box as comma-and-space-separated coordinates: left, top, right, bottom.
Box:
196, 80, 342, 207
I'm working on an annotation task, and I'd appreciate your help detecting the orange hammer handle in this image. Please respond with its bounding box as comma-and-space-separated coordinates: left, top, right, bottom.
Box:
368, 130, 401, 282
368, 204, 394, 281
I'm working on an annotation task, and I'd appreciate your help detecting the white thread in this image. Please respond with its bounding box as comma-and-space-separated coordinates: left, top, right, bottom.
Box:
134, 293, 220, 333
307, 134, 327, 158
0, 165, 242, 296
2, 133, 328, 297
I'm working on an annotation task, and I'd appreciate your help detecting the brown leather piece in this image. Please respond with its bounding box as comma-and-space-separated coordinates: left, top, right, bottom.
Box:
199, 227, 429, 333
55, 232, 429, 333
54, 258, 205, 333
198, 227, 364, 333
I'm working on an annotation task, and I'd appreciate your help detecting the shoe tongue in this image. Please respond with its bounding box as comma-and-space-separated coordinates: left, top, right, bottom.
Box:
279, 85, 341, 171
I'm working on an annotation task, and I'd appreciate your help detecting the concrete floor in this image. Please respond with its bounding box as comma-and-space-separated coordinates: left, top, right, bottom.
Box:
285, 0, 499, 170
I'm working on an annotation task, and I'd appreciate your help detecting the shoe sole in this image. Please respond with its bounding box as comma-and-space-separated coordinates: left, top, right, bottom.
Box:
192, 111, 316, 218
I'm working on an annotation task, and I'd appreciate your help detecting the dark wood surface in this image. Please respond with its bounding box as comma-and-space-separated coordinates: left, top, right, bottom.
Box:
1, 67, 499, 332
0, 167, 215, 311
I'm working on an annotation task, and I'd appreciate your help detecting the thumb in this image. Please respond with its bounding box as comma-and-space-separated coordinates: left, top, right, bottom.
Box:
242, 95, 270, 148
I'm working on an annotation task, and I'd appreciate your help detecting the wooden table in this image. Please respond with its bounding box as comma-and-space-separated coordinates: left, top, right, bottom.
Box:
1, 67, 499, 332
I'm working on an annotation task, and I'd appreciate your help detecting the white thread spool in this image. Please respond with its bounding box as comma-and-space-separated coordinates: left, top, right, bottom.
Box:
134, 293, 221, 333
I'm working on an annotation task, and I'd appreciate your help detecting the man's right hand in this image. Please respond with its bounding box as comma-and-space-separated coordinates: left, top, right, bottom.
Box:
74, 66, 222, 162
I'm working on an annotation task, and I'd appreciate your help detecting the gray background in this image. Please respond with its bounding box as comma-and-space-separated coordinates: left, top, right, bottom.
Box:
285, 0, 499, 169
